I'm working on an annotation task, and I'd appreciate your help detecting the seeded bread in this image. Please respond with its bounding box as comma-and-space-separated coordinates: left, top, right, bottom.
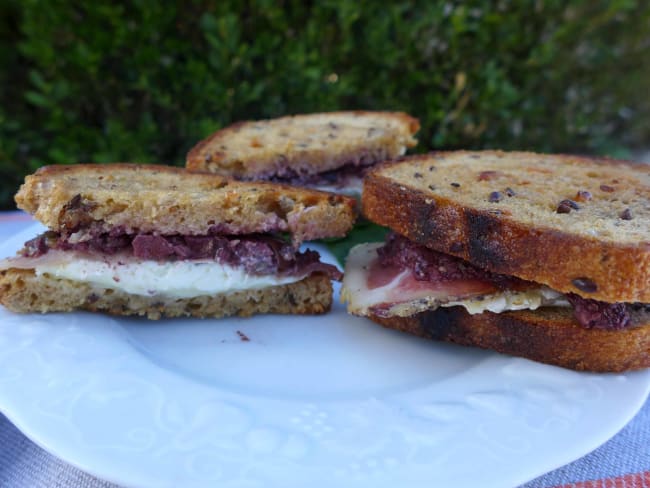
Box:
185, 111, 420, 180
15, 164, 356, 245
363, 151, 650, 303
0, 268, 332, 319
366, 305, 650, 372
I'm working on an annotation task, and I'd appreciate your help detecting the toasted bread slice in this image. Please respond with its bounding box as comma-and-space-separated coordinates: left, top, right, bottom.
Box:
363, 151, 650, 303
366, 305, 650, 372
15, 164, 356, 245
186, 111, 420, 180
0, 268, 332, 319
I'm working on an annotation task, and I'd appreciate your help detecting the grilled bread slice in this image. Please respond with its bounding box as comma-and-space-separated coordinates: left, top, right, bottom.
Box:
366, 305, 650, 372
185, 111, 420, 183
16, 163, 357, 245
362, 151, 650, 303
0, 268, 332, 319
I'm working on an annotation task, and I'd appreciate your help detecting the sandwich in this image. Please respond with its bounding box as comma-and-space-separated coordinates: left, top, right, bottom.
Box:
341, 150, 650, 372
0, 164, 356, 319
185, 111, 420, 194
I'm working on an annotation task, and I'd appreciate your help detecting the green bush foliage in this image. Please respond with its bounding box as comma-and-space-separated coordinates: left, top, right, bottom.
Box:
1, 0, 649, 209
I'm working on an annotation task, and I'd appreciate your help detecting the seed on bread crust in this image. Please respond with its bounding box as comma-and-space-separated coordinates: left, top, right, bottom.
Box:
620, 208, 633, 220
600, 184, 615, 192
575, 190, 592, 202
478, 170, 502, 181
572, 277, 598, 293
488, 191, 503, 203
557, 199, 580, 213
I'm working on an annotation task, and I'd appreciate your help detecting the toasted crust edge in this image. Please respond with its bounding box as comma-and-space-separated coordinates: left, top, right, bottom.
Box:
362, 151, 650, 303
20, 162, 206, 178
0, 268, 333, 319
365, 306, 650, 372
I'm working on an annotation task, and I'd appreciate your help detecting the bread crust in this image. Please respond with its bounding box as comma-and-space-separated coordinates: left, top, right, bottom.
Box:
362, 151, 650, 303
15, 163, 356, 244
186, 111, 420, 178
0, 268, 332, 319
366, 306, 650, 372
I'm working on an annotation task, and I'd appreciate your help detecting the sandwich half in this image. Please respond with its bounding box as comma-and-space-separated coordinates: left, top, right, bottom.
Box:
0, 164, 356, 319
341, 151, 650, 372
185, 111, 420, 194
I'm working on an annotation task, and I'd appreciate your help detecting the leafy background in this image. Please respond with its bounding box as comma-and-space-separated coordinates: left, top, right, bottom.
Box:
1, 0, 649, 210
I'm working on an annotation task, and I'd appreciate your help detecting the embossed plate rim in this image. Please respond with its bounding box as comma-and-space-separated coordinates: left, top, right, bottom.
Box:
1, 223, 649, 488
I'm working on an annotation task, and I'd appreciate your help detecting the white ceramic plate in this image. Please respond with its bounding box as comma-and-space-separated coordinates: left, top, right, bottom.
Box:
0, 224, 649, 488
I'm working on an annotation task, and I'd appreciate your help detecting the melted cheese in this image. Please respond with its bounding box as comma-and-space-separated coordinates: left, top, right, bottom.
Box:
3, 250, 303, 298
312, 176, 364, 196
341, 243, 569, 317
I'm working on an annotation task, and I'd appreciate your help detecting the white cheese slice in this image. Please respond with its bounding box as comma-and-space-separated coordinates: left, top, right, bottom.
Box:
341, 243, 569, 318
312, 175, 364, 196
2, 250, 304, 299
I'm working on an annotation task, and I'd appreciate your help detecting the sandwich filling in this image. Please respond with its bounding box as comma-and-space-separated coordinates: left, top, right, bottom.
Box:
240, 147, 407, 193
341, 233, 633, 330
266, 163, 368, 194
1, 231, 341, 298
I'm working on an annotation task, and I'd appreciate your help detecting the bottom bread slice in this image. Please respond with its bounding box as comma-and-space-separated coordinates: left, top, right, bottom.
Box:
0, 268, 332, 319
366, 306, 650, 372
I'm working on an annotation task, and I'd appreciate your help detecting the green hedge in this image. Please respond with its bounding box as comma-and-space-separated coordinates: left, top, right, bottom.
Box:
1, 0, 649, 209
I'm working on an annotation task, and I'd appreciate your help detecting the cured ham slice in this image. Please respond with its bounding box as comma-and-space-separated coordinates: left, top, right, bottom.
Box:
11, 231, 342, 281
341, 243, 567, 318
342, 234, 634, 330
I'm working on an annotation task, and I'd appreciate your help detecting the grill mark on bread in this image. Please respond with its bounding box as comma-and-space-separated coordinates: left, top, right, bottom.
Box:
465, 211, 507, 268
412, 196, 438, 239
418, 307, 464, 341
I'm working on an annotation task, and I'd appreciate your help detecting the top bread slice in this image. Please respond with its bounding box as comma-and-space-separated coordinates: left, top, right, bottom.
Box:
15, 164, 356, 244
362, 150, 650, 303
185, 111, 420, 179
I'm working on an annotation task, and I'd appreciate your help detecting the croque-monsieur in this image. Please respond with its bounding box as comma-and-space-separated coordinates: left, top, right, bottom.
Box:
186, 111, 420, 194
0, 164, 356, 319
342, 151, 650, 372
